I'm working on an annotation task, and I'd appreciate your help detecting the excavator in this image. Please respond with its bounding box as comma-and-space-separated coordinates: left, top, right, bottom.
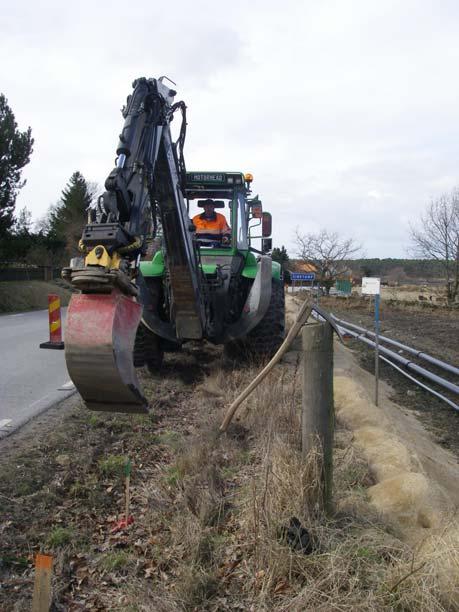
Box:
62, 76, 285, 414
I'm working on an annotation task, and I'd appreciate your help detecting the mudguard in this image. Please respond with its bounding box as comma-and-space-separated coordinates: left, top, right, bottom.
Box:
222, 255, 272, 342
136, 272, 178, 342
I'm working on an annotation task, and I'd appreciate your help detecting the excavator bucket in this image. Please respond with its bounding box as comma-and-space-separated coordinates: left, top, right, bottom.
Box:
65, 291, 149, 413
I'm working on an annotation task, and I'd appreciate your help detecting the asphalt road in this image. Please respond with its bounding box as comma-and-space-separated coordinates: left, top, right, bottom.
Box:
0, 308, 75, 437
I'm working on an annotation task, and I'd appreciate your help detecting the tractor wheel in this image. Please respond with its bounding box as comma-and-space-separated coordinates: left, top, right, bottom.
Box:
133, 322, 164, 372
225, 279, 285, 361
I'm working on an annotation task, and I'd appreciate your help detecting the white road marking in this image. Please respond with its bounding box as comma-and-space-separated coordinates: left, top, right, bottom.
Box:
0, 419, 13, 428
58, 380, 75, 390
27, 397, 47, 411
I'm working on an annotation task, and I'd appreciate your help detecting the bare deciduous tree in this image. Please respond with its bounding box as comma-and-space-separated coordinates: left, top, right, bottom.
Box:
295, 229, 361, 294
410, 191, 459, 304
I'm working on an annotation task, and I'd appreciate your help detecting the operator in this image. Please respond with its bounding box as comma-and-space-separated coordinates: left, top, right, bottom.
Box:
192, 199, 231, 246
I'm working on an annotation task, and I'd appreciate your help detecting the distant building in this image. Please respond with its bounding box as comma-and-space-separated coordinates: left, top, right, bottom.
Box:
286, 261, 318, 290
290, 261, 318, 274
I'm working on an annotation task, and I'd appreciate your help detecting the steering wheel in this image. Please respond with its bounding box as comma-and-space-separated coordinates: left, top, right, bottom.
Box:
197, 237, 231, 248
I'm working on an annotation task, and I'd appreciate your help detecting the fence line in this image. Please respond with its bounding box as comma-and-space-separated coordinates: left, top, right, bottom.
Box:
0, 264, 61, 282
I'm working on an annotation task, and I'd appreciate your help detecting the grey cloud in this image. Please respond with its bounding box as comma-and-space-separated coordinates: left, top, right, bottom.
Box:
3, 0, 459, 258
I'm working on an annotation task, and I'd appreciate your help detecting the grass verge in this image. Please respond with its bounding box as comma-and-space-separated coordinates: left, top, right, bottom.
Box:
0, 280, 72, 313
0, 342, 453, 610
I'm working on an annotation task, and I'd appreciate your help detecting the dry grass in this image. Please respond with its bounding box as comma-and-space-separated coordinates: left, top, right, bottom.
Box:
1, 342, 455, 610
0, 280, 72, 313
127, 358, 449, 611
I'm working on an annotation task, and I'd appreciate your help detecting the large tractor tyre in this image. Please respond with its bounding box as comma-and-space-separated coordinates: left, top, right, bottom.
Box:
133, 322, 164, 372
225, 279, 285, 361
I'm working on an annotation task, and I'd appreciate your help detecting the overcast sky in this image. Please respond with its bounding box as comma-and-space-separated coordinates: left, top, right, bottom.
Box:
2, 0, 459, 257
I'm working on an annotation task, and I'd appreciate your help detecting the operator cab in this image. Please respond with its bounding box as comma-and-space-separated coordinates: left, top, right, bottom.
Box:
185, 171, 250, 254
185, 171, 272, 257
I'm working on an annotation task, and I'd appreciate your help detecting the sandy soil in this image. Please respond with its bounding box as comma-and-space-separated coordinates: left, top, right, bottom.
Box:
334, 342, 459, 511
332, 341, 459, 604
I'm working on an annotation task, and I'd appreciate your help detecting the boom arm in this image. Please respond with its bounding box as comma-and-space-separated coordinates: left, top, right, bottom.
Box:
80, 77, 205, 339
64, 77, 206, 413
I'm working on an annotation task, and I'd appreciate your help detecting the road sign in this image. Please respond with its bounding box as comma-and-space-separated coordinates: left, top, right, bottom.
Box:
361, 277, 381, 406
362, 277, 380, 295
291, 272, 315, 281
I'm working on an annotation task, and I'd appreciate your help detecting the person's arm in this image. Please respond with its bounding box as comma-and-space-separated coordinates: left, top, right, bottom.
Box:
219, 215, 231, 235
219, 215, 231, 244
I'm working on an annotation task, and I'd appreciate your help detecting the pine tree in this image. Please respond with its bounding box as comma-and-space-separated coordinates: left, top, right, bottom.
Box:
0, 94, 34, 236
48, 171, 96, 258
272, 245, 291, 282
4, 207, 35, 261
13, 206, 32, 236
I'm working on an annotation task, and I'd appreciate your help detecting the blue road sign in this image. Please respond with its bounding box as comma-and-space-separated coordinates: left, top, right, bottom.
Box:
291, 272, 315, 281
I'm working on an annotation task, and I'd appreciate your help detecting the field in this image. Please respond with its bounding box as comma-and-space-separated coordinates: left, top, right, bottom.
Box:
365, 284, 446, 304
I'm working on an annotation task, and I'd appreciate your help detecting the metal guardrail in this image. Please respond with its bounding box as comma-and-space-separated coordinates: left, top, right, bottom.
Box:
331, 315, 459, 377
311, 308, 459, 412
378, 356, 459, 412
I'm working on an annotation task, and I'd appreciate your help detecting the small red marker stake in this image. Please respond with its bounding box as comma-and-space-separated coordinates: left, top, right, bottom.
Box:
40, 294, 64, 350
110, 458, 134, 532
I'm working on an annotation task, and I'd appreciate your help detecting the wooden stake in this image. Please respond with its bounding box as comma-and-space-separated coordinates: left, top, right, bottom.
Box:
32, 554, 53, 612
125, 458, 131, 521
302, 321, 334, 512
219, 297, 312, 433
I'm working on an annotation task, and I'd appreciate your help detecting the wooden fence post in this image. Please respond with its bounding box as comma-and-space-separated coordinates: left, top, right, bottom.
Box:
302, 321, 334, 512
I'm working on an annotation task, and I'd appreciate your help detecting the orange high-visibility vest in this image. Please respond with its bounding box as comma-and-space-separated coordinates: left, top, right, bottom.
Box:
192, 212, 231, 241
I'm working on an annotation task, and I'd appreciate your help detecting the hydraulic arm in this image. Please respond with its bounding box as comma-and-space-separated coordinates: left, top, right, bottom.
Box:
64, 77, 206, 412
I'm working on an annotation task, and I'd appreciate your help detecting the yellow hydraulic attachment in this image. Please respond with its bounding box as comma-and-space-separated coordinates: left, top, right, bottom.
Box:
84, 245, 122, 270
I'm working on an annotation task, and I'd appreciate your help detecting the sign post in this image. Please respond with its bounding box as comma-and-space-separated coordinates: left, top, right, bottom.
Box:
361, 277, 381, 406
291, 272, 315, 296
